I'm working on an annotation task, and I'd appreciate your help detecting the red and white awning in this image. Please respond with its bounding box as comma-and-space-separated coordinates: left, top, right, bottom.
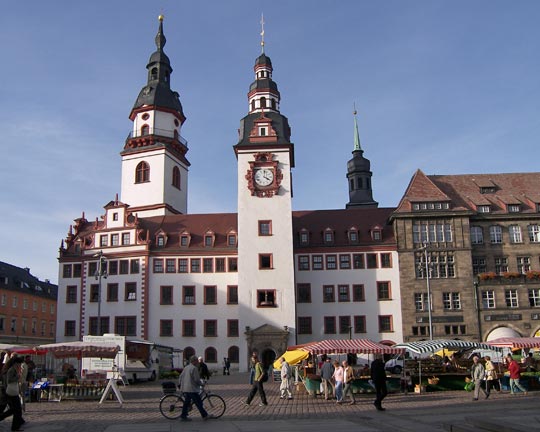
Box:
486, 337, 540, 350
36, 341, 120, 359
296, 339, 404, 355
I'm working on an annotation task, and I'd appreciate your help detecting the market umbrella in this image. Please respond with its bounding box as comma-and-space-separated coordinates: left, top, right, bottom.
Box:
273, 349, 310, 369
36, 341, 120, 359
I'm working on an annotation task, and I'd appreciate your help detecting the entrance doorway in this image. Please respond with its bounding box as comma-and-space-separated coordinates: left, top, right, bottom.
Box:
261, 348, 276, 369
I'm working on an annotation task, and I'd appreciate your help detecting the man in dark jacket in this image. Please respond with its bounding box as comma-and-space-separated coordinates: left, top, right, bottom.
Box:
197, 356, 211, 380
371, 356, 387, 411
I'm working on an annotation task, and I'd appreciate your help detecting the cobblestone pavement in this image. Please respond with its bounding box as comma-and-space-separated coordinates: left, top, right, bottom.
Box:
7, 373, 540, 432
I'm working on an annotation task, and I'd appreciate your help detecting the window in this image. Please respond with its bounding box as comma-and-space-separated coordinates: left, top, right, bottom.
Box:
380, 253, 392, 268
190, 258, 201, 273
371, 229, 382, 241
227, 285, 238, 304
299, 231, 309, 245
353, 254, 365, 269
215, 258, 226, 272
107, 283, 118, 302
470, 226, 484, 244
325, 255, 337, 270
89, 317, 109, 335
63, 264, 72, 278
508, 204, 520, 213
509, 225, 522, 243
259, 220, 272, 236
367, 254, 378, 269
257, 290, 276, 307
352, 284, 365, 302
11, 296, 17, 308
203, 258, 213, 273
66, 286, 77, 303
228, 346, 239, 363
228, 258, 238, 272
65, 321, 76, 337
339, 316, 351, 334
160, 320, 173, 337
495, 257, 508, 274
111, 234, 119, 246
108, 261, 118, 275
323, 285, 335, 302
204, 320, 218, 337
339, 254, 351, 269
164, 259, 175, 273
348, 230, 358, 243
478, 205, 491, 213
204, 286, 217, 305
414, 292, 428, 311
378, 315, 393, 332
505, 289, 518, 308
160, 286, 173, 305
115, 316, 136, 336
141, 124, 150, 135
227, 234, 237, 246
528, 225, 540, 243
113, 212, 119, 221
73, 263, 82, 277
354, 316, 366, 333
443, 292, 461, 310
298, 317, 312, 334
172, 166, 181, 189
90, 284, 99, 302
377, 282, 391, 300
182, 320, 196, 337
119, 260, 129, 274
529, 289, 540, 307
183, 286, 196, 305
130, 259, 139, 274
206, 347, 217, 363
323, 230, 334, 244
204, 235, 214, 247
416, 252, 455, 278
125, 283, 137, 301
157, 235, 165, 246
444, 325, 466, 336
517, 256, 531, 274
298, 255, 310, 270
297, 284, 311, 303
178, 258, 188, 273
259, 254, 273, 269
100, 235, 108, 247
472, 257, 486, 275
135, 161, 150, 183
324, 316, 336, 334
312, 255, 323, 270
122, 233, 130, 245
227, 319, 239, 337
490, 226, 503, 244
180, 235, 190, 247
412, 221, 453, 243
338, 285, 350, 302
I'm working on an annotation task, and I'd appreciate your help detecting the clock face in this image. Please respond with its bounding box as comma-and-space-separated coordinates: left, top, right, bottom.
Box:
254, 168, 274, 186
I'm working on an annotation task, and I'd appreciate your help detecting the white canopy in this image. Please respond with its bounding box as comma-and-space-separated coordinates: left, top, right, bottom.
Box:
395, 339, 501, 355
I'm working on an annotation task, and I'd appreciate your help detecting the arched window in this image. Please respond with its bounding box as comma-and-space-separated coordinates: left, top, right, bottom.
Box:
260, 97, 266, 109
271, 99, 276, 110
135, 161, 150, 183
228, 346, 239, 363
172, 166, 181, 189
251, 100, 255, 112
183, 346, 195, 366
141, 124, 150, 136
150, 68, 158, 80
205, 347, 217, 363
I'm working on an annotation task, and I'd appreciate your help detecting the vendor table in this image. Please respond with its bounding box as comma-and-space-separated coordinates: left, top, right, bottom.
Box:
46, 384, 64, 402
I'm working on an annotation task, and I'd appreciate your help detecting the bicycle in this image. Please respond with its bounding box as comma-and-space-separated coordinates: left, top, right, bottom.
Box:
159, 384, 226, 420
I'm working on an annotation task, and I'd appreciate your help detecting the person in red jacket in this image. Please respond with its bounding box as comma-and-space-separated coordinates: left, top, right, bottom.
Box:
507, 354, 528, 395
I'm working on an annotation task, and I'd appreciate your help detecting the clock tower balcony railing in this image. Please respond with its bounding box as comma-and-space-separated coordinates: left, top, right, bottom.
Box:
126, 127, 188, 146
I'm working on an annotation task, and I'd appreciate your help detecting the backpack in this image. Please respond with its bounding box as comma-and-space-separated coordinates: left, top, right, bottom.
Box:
260, 368, 269, 383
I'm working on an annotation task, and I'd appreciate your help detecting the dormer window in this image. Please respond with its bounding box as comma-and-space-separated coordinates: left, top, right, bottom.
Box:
508, 204, 520, 213
204, 232, 215, 247
227, 233, 237, 247
323, 229, 334, 244
478, 205, 491, 213
480, 187, 496, 194
180, 233, 191, 247
371, 228, 382, 241
299, 230, 309, 245
157, 236, 165, 247
348, 229, 359, 243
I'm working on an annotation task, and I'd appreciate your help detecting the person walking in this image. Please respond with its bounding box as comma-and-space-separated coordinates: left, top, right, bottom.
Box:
471, 355, 488, 400
507, 354, 528, 395
279, 357, 293, 400
197, 356, 211, 381
331, 360, 344, 403
484, 356, 498, 397
244, 354, 268, 406
0, 355, 25, 431
178, 355, 213, 422
342, 360, 356, 405
371, 356, 387, 411
320, 357, 334, 400
249, 352, 257, 385
222, 357, 230, 375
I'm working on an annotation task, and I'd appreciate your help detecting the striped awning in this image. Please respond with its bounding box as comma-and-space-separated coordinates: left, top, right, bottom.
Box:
395, 339, 500, 355
299, 339, 404, 355
485, 337, 540, 350
36, 341, 120, 359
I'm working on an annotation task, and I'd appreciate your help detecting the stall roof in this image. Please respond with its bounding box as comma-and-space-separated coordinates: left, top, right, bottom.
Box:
293, 339, 405, 355
395, 339, 500, 354
486, 337, 540, 350
36, 341, 120, 359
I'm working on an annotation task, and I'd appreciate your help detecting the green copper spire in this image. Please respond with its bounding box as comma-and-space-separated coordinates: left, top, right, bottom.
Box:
353, 105, 362, 151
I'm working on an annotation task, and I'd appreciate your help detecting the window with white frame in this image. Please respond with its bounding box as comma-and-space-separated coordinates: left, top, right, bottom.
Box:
415, 252, 455, 278
528, 225, 540, 243
443, 292, 461, 310
529, 289, 540, 307
508, 204, 520, 213
489, 226, 502, 244
414, 292, 429, 311
412, 221, 453, 244
505, 289, 518, 308
509, 225, 522, 243
470, 226, 484, 244
517, 256, 531, 274
495, 256, 508, 274
472, 257, 486, 275
482, 290, 495, 309
478, 205, 491, 213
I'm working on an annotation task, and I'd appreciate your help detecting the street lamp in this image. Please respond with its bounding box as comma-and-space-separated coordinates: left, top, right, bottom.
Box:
93, 251, 107, 335
417, 242, 433, 340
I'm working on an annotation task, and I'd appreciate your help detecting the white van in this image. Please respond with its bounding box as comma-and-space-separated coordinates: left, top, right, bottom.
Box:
384, 350, 433, 374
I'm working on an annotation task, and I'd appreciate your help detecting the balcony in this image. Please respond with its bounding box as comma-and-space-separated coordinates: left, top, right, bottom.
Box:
477, 271, 540, 285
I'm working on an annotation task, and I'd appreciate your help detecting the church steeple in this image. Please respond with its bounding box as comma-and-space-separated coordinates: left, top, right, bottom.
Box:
346, 109, 378, 208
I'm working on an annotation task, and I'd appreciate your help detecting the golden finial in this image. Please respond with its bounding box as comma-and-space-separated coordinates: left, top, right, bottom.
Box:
158, 14, 164, 22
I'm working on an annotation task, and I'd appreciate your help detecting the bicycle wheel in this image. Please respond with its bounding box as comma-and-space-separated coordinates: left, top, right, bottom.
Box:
203, 394, 226, 418
159, 394, 185, 419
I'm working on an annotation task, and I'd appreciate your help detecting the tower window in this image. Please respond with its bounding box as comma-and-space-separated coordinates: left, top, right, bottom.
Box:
135, 161, 150, 183
260, 97, 266, 108
141, 124, 150, 136
251, 100, 255, 111
150, 68, 158, 80
357, 178, 363, 189
271, 99, 276, 110
259, 127, 267, 136
172, 166, 181, 189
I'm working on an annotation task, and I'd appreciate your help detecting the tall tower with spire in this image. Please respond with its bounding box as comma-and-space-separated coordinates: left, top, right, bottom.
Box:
346, 109, 378, 208
120, 15, 190, 217
234, 18, 296, 359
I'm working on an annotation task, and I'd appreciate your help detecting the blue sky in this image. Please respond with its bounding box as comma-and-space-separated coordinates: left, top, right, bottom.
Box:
1, 1, 539, 284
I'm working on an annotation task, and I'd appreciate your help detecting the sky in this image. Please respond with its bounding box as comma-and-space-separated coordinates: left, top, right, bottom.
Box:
1, 0, 539, 284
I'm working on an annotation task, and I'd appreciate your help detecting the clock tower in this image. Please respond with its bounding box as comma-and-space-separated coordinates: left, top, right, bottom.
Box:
120, 16, 190, 217
234, 36, 296, 363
